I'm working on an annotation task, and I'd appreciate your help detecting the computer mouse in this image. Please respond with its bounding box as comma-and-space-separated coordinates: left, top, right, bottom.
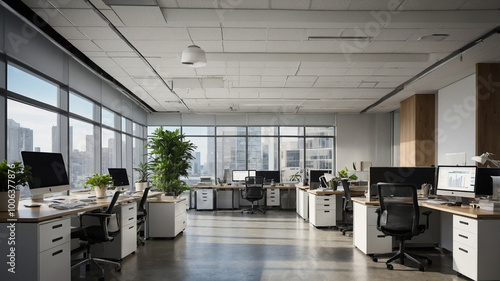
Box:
447, 203, 455, 206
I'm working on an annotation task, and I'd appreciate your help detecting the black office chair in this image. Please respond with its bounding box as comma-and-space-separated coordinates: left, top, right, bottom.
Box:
71, 191, 122, 281
241, 176, 265, 214
338, 179, 353, 235
372, 183, 432, 271
137, 187, 151, 246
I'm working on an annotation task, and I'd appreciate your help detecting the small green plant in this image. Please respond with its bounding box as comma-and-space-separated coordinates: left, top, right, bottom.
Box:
289, 171, 301, 182
84, 173, 114, 189
133, 161, 150, 183
0, 160, 31, 192
334, 167, 358, 182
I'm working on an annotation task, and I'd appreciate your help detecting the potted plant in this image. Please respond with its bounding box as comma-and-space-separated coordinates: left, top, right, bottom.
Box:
148, 128, 196, 197
331, 167, 358, 190
133, 161, 150, 191
0, 160, 31, 211
84, 173, 114, 198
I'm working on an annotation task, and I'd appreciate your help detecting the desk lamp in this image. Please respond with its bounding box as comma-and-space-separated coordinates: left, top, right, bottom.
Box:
471, 152, 500, 168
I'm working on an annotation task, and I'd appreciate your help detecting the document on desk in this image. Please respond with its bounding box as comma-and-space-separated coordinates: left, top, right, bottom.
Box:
50, 202, 87, 209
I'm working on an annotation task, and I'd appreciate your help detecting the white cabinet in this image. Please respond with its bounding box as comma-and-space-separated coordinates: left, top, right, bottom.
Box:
0, 217, 71, 281
309, 194, 336, 227
148, 198, 187, 238
353, 201, 392, 255
196, 188, 214, 210
452, 215, 500, 280
266, 188, 280, 207
216, 189, 233, 209
90, 201, 137, 260
296, 187, 308, 220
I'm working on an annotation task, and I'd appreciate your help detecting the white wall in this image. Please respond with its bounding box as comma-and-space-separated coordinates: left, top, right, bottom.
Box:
437, 74, 476, 165
336, 113, 392, 178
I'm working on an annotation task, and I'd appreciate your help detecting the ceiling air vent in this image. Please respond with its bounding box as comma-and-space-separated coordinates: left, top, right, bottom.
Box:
417, 34, 449, 41
308, 36, 372, 41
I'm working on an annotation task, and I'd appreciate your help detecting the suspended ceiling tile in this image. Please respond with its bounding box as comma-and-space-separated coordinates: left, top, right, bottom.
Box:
399, 0, 465, 10
100, 9, 125, 26
268, 28, 305, 41
78, 27, 121, 40
68, 39, 102, 51
93, 39, 132, 52
156, 0, 179, 8
118, 27, 189, 40
104, 67, 130, 77
271, 0, 310, 10
261, 76, 287, 82
373, 68, 420, 76
345, 68, 377, 76
396, 41, 464, 53
408, 28, 486, 42
194, 67, 227, 76
220, 0, 269, 9
266, 41, 302, 53
348, 0, 404, 11
188, 27, 222, 41
239, 75, 261, 81
310, 0, 351, 10
460, 0, 500, 10
223, 41, 267, 52
260, 81, 285, 87
57, 8, 108, 26
91, 57, 120, 67
157, 67, 197, 77
176, 0, 219, 8
53, 26, 88, 40
192, 40, 224, 52
122, 66, 157, 76
362, 41, 405, 53
32, 9, 73, 27
112, 57, 144, 68
111, 6, 167, 26
223, 28, 268, 40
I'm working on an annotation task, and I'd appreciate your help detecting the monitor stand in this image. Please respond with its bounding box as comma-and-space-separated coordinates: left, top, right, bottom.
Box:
460, 197, 473, 207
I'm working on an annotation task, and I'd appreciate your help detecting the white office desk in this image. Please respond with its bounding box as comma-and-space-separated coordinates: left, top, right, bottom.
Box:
352, 197, 500, 281
0, 191, 161, 281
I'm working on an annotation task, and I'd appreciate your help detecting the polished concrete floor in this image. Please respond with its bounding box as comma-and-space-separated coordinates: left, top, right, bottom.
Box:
73, 209, 469, 281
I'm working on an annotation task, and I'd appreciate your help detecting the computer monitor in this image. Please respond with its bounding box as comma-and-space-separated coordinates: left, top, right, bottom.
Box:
232, 170, 256, 182
108, 168, 130, 191
475, 167, 500, 196
21, 151, 70, 202
256, 170, 280, 184
436, 165, 477, 199
369, 167, 436, 197
309, 170, 332, 189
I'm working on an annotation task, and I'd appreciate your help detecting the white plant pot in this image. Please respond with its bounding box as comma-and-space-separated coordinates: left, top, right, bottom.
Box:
135, 182, 148, 191
0, 190, 20, 212
94, 186, 107, 198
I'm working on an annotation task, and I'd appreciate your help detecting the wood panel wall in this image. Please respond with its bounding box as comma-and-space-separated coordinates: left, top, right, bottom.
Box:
400, 94, 435, 166
476, 63, 500, 165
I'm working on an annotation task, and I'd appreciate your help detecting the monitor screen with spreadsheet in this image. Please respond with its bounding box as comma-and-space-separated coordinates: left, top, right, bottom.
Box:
436, 166, 477, 198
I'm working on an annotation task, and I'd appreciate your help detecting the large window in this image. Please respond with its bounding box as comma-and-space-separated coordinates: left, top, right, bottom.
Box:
70, 92, 94, 120
7, 100, 59, 162
7, 64, 59, 107
185, 137, 215, 185
69, 118, 95, 189
102, 128, 118, 173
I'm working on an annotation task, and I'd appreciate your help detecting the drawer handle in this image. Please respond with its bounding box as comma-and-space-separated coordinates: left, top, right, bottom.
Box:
52, 224, 63, 229
52, 249, 63, 256
324, 210, 330, 213
128, 226, 134, 230
324, 204, 330, 207
459, 221, 469, 226
458, 234, 468, 239
52, 236, 63, 243
128, 217, 134, 221
129, 207, 134, 210
458, 247, 468, 253
324, 199, 330, 201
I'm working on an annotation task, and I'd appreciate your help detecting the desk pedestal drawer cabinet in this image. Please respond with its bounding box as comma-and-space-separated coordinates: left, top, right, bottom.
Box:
296, 187, 309, 220
90, 201, 137, 260
353, 201, 391, 255
196, 188, 214, 210
0, 217, 71, 281
452, 215, 500, 280
308, 194, 336, 227
266, 188, 280, 207
148, 199, 187, 238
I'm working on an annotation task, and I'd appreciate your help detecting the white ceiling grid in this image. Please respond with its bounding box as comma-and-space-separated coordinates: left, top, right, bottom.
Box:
21, 0, 500, 113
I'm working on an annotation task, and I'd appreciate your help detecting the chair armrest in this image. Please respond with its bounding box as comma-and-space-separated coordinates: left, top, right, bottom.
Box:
421, 210, 432, 229
79, 212, 113, 227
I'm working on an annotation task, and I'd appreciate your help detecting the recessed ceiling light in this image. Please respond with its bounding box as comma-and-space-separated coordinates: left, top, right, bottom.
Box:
417, 34, 449, 41
308, 36, 372, 41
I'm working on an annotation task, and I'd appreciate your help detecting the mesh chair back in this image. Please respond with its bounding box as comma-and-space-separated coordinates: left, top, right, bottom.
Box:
245, 176, 264, 200
341, 179, 353, 212
138, 187, 151, 213
377, 183, 419, 235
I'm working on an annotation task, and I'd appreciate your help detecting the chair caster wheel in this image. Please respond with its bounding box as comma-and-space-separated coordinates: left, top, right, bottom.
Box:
419, 266, 425, 272
386, 263, 393, 270
372, 257, 378, 262
426, 259, 432, 265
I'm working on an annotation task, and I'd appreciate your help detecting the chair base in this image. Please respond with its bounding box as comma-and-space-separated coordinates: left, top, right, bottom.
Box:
241, 203, 265, 214
372, 240, 432, 271
71, 246, 121, 280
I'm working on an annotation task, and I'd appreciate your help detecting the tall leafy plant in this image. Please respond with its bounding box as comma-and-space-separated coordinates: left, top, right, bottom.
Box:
148, 128, 196, 196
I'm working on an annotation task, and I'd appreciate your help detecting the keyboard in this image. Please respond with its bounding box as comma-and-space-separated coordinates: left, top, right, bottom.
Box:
50, 202, 87, 210
423, 199, 448, 205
